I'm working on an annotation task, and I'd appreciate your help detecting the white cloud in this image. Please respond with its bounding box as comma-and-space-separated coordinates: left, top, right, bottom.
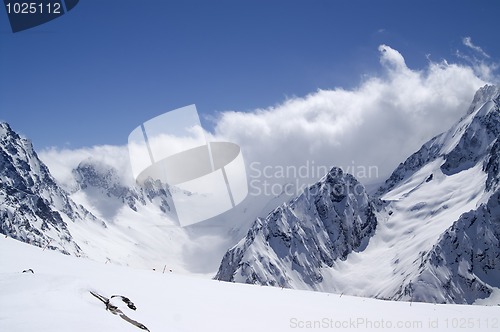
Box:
40, 145, 133, 190
378, 44, 409, 73
463, 36, 490, 58
214, 45, 490, 189
455, 47, 498, 84
42, 44, 496, 198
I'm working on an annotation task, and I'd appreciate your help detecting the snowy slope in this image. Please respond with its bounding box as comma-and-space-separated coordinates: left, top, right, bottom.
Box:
41, 146, 301, 274
0, 124, 253, 275
215, 85, 500, 304
322, 161, 493, 302
407, 190, 500, 304
1, 237, 499, 332
62, 157, 268, 275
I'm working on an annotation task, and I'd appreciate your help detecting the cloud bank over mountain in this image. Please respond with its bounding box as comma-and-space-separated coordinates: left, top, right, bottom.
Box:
214, 45, 493, 186
41, 44, 497, 191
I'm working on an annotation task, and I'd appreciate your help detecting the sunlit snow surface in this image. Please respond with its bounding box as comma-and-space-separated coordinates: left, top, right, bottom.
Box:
1, 237, 499, 332
321, 160, 489, 298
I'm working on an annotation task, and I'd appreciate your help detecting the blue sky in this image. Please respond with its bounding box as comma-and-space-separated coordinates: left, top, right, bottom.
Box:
1, 0, 499, 150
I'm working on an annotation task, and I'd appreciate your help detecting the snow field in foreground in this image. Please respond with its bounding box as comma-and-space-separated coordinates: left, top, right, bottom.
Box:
0, 237, 499, 332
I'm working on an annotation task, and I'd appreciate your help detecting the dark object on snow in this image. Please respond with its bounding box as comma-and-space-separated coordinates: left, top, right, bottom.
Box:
111, 295, 137, 310
22, 269, 34, 274
89, 291, 149, 331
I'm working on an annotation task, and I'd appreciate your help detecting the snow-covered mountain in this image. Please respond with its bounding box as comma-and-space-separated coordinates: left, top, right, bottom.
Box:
378, 84, 500, 195
1, 85, 499, 305
0, 123, 238, 274
0, 122, 103, 255
71, 158, 173, 221
215, 85, 500, 304
56, 157, 249, 274
381, 84, 500, 304
215, 167, 378, 290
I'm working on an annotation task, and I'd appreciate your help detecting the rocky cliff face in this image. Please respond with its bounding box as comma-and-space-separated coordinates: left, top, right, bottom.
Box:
0, 123, 102, 255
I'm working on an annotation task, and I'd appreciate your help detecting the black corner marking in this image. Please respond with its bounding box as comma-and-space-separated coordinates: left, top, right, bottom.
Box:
4, 0, 79, 33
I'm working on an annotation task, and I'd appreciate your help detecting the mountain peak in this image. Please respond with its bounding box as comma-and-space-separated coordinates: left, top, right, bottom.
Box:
216, 167, 377, 288
467, 84, 499, 115
378, 84, 500, 194
74, 158, 122, 190
0, 122, 17, 139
